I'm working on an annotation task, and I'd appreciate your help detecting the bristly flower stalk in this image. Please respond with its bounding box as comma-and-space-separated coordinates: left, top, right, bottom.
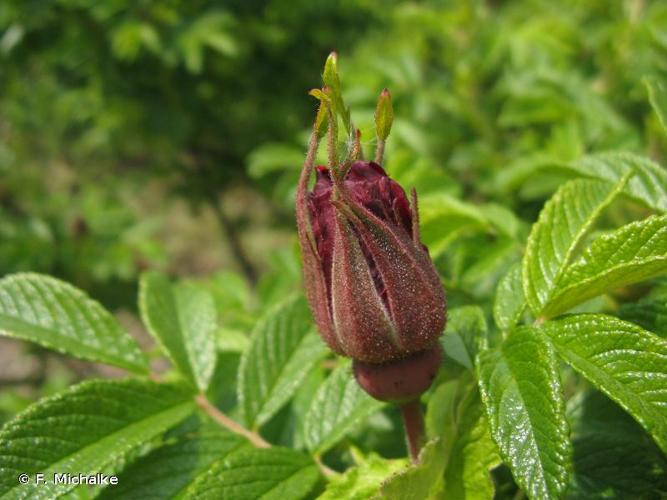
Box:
296, 54, 447, 464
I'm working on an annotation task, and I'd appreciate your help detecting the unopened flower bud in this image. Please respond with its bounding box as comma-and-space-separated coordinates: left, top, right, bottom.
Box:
296, 160, 447, 368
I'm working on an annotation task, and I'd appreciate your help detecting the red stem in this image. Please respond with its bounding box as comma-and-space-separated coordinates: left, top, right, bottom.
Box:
399, 399, 425, 463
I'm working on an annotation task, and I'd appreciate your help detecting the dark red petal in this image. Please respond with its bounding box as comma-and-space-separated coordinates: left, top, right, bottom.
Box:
330, 210, 403, 363
336, 198, 446, 355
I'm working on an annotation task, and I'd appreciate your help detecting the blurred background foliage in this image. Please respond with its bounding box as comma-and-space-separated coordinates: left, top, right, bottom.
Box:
1, 0, 666, 429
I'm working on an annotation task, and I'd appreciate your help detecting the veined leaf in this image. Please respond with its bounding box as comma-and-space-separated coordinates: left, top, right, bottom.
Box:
522, 178, 624, 315
543, 215, 667, 318
619, 291, 667, 338
238, 295, 327, 428
441, 306, 488, 370
0, 273, 147, 373
140, 272, 217, 391
493, 262, 525, 331
567, 390, 667, 499
304, 360, 384, 454
476, 328, 571, 499
98, 418, 247, 499
560, 152, 667, 213
540, 314, 667, 453
184, 447, 320, 500
0, 379, 195, 499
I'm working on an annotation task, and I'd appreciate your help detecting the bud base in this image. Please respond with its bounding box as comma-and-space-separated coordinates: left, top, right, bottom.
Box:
352, 345, 442, 403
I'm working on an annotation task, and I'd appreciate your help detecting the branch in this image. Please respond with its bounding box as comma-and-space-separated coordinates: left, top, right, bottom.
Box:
195, 394, 270, 448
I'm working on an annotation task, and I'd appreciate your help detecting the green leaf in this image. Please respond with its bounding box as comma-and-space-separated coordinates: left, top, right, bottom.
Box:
441, 306, 488, 370
140, 272, 217, 391
379, 440, 446, 500
493, 262, 525, 330
543, 215, 667, 318
318, 454, 406, 500
442, 389, 501, 500
566, 390, 667, 499
644, 77, 667, 137
540, 314, 667, 453
98, 418, 247, 499
522, 178, 624, 315
374, 89, 394, 141
619, 291, 667, 338
0, 273, 147, 373
476, 328, 571, 499
559, 153, 667, 213
238, 295, 328, 428
304, 360, 385, 454
0, 379, 195, 499
184, 448, 320, 500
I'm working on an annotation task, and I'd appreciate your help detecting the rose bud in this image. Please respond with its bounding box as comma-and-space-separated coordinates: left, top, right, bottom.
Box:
296, 157, 447, 400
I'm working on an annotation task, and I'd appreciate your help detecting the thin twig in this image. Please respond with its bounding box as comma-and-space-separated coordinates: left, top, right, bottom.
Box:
314, 455, 339, 478
196, 394, 270, 448
196, 394, 339, 478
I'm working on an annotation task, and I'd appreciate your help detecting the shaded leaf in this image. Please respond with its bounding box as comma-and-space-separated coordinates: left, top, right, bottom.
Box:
304, 360, 384, 454
645, 77, 667, 137
566, 390, 667, 499
441, 306, 488, 370
238, 295, 327, 428
184, 447, 320, 500
619, 290, 667, 338
442, 389, 501, 500
98, 418, 247, 499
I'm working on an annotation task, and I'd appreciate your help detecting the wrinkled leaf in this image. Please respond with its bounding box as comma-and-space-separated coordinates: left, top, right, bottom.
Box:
0, 380, 195, 499
0, 273, 147, 373
140, 272, 217, 391
493, 262, 526, 331
477, 328, 571, 499
238, 295, 327, 428
541, 314, 667, 453
185, 447, 319, 500
522, 178, 623, 314
304, 360, 384, 454
543, 215, 667, 317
